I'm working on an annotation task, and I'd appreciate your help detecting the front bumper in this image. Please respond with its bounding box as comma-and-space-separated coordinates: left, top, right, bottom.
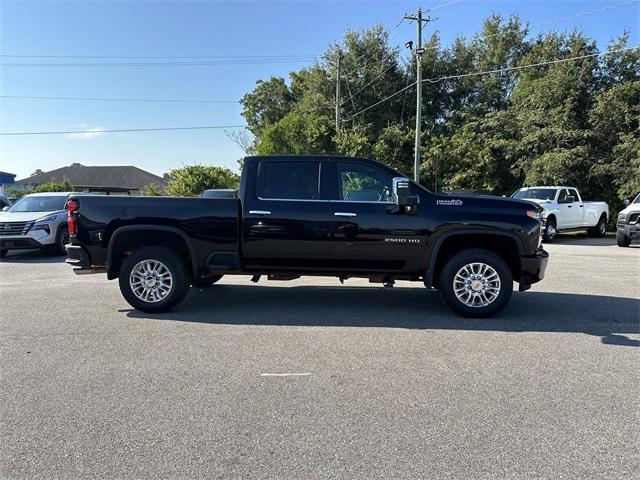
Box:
617, 223, 640, 241
0, 237, 46, 250
0, 228, 56, 250
518, 248, 549, 291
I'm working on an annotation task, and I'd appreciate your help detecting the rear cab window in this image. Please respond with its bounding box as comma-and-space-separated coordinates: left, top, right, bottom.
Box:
259, 160, 320, 200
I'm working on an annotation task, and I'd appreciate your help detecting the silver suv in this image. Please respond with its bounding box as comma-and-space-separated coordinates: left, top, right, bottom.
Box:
0, 192, 74, 258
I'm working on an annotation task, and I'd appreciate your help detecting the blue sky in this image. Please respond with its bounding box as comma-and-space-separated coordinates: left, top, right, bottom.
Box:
0, 0, 637, 180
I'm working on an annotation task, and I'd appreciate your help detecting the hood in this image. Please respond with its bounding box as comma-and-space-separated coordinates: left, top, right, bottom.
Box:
620, 204, 640, 215
0, 210, 65, 223
436, 193, 542, 213
517, 198, 553, 208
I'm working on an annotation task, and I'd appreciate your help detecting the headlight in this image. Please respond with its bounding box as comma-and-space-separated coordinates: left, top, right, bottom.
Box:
32, 214, 59, 233
617, 213, 628, 224
527, 210, 542, 220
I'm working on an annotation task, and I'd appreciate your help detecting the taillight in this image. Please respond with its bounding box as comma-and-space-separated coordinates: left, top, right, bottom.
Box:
67, 199, 79, 236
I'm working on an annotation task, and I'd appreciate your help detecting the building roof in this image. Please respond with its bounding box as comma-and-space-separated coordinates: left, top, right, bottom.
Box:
16, 165, 167, 191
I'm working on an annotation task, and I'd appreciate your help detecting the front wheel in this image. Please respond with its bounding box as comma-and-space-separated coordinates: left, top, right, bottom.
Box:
119, 247, 190, 313
617, 232, 631, 247
54, 225, 69, 255
438, 249, 513, 318
542, 218, 557, 243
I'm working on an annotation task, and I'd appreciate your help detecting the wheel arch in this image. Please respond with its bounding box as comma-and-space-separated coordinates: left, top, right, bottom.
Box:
106, 225, 197, 280
425, 230, 524, 288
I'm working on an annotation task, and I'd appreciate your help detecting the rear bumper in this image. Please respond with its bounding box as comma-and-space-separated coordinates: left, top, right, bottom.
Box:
518, 248, 549, 291
65, 240, 93, 271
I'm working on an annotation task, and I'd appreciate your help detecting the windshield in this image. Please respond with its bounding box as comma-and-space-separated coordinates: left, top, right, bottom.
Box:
633, 194, 640, 204
8, 196, 67, 213
512, 188, 557, 201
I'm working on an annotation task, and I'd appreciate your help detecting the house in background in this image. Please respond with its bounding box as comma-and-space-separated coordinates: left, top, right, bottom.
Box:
16, 164, 167, 195
0, 171, 17, 196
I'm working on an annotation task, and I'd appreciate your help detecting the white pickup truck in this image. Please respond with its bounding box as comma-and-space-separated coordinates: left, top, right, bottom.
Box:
512, 186, 609, 242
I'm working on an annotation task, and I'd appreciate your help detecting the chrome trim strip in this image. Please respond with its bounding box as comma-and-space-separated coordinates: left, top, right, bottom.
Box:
255, 196, 394, 205
334, 212, 357, 217
249, 210, 271, 215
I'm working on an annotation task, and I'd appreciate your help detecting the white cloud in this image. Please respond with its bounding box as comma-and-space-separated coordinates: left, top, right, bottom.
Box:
65, 125, 106, 140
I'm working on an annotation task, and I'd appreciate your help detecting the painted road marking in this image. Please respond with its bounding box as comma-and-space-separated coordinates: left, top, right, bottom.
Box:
260, 373, 311, 377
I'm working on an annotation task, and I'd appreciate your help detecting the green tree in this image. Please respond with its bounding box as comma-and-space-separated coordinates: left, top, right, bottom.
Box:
141, 184, 163, 196
166, 165, 239, 197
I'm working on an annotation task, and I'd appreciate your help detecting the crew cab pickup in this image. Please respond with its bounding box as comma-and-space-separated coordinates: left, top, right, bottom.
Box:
65, 156, 549, 317
512, 186, 609, 242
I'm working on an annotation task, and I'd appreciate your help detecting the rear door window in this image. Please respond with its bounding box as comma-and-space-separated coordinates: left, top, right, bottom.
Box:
260, 161, 320, 200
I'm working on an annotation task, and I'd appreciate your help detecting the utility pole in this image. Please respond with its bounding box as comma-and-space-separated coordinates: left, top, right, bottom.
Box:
335, 52, 341, 130
404, 8, 434, 184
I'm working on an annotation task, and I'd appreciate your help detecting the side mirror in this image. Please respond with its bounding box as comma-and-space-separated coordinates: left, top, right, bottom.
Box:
1, 206, 9, 212
558, 197, 572, 204
391, 177, 418, 215
623, 199, 630, 207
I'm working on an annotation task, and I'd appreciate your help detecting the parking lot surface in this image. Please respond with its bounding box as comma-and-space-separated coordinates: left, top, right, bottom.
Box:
1, 237, 639, 479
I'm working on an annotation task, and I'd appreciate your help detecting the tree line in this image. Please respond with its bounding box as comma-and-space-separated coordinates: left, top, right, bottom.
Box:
239, 15, 639, 215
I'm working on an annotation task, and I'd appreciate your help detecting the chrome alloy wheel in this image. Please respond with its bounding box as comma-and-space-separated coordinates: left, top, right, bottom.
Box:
129, 259, 173, 303
546, 223, 557, 240
453, 262, 501, 308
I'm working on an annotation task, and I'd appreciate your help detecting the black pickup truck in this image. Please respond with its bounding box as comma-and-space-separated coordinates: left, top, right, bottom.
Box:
65, 155, 548, 317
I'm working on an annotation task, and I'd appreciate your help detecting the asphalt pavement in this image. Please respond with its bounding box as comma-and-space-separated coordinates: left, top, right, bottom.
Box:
1, 236, 638, 479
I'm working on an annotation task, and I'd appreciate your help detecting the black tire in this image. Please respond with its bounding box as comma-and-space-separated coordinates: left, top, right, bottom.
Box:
588, 215, 607, 238
54, 224, 69, 255
118, 247, 190, 313
617, 231, 631, 247
0, 249, 7, 259
438, 248, 513, 318
192, 274, 223, 288
542, 217, 557, 243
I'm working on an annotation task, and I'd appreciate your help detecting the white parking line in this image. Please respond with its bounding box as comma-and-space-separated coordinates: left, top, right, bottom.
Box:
260, 373, 311, 377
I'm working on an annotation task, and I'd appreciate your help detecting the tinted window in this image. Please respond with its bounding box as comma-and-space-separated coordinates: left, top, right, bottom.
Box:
512, 188, 557, 200
0, 198, 9, 208
8, 196, 67, 212
261, 161, 320, 200
558, 189, 570, 202
337, 163, 392, 202
568, 189, 579, 202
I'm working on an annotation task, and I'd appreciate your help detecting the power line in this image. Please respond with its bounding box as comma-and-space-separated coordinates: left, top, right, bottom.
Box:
0, 53, 315, 59
0, 125, 246, 136
343, 46, 638, 121
437, 0, 498, 20
421, 46, 638, 84
340, 61, 398, 106
428, 0, 463, 11
0, 94, 238, 104
423, 0, 639, 53
535, 0, 639, 28
0, 58, 315, 67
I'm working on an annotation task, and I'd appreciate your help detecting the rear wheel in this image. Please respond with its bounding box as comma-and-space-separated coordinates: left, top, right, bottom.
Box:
588, 215, 607, 238
438, 249, 513, 318
542, 218, 557, 243
617, 232, 631, 247
192, 274, 223, 287
119, 247, 190, 313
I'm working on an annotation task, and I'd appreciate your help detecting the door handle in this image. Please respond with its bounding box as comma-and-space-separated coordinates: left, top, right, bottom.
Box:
567, 205, 573, 208
334, 212, 357, 217
249, 210, 271, 215
579, 205, 584, 207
